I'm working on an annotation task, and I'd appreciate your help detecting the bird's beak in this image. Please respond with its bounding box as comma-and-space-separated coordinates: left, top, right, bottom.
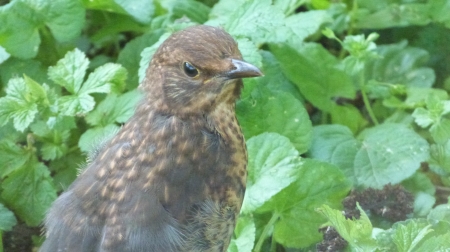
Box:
226, 59, 263, 79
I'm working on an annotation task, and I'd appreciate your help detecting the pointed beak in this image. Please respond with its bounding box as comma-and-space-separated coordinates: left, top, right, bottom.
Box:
225, 59, 263, 79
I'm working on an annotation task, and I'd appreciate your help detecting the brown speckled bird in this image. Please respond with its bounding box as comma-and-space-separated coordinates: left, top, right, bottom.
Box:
40, 25, 262, 252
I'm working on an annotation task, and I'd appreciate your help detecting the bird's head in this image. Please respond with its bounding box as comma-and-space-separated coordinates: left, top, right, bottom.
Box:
142, 25, 262, 115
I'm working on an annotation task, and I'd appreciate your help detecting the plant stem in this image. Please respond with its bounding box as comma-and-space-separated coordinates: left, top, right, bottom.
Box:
254, 212, 280, 252
361, 84, 379, 125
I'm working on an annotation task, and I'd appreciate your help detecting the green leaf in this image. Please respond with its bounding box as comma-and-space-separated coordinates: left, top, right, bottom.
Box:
0, 203, 17, 231
241, 133, 301, 214
271, 43, 355, 112
317, 203, 377, 251
228, 216, 255, 252
0, 77, 41, 131
237, 87, 312, 154
414, 232, 450, 252
48, 49, 89, 94
309, 125, 360, 185
355, 1, 430, 29
264, 159, 351, 248
1, 161, 57, 226
355, 123, 429, 188
330, 104, 368, 134
391, 219, 433, 252
86, 90, 142, 126
0, 58, 47, 85
0, 45, 10, 64
57, 93, 95, 116
365, 41, 435, 88
118, 30, 165, 89
310, 124, 430, 188
254, 50, 302, 101
78, 124, 120, 154
402, 172, 436, 217
429, 140, 450, 175
207, 0, 284, 45
0, 0, 84, 58
236, 38, 262, 69
427, 204, 450, 227
80, 63, 127, 94
0, 139, 33, 178
83, 0, 155, 24
429, 0, 450, 28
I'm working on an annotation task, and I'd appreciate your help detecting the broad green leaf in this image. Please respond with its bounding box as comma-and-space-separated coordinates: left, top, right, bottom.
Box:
86, 90, 142, 126
414, 232, 450, 252
355, 123, 429, 188
228, 216, 255, 252
83, 0, 155, 24
355, 1, 430, 29
0, 0, 84, 58
80, 63, 127, 94
283, 10, 331, 48
48, 49, 89, 94
309, 125, 360, 184
274, 0, 307, 15
207, 0, 284, 45
271, 43, 355, 112
241, 133, 301, 214
365, 41, 435, 88
391, 219, 433, 252
263, 159, 351, 248
0, 203, 17, 231
317, 204, 377, 251
1, 161, 57, 226
254, 51, 302, 101
237, 87, 312, 154
310, 124, 429, 188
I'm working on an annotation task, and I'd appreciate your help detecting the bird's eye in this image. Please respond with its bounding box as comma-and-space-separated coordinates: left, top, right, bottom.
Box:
183, 62, 199, 77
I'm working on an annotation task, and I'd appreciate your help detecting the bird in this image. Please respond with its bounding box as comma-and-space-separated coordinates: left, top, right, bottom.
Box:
40, 25, 262, 252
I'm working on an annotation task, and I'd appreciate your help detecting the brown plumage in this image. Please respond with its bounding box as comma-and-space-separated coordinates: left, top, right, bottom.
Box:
40, 25, 262, 252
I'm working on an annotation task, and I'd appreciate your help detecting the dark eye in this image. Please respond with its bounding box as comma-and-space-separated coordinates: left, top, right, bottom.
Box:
183, 62, 199, 77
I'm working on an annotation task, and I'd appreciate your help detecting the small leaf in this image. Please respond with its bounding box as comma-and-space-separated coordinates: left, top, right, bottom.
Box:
80, 63, 128, 94
48, 49, 89, 94
317, 203, 377, 250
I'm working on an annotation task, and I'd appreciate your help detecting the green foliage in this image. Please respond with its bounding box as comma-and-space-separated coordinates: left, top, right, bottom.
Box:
1, 0, 450, 250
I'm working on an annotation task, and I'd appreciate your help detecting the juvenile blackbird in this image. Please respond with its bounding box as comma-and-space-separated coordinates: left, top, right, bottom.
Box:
40, 25, 262, 252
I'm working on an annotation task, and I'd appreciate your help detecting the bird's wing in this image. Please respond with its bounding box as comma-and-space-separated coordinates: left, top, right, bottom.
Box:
40, 143, 185, 252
